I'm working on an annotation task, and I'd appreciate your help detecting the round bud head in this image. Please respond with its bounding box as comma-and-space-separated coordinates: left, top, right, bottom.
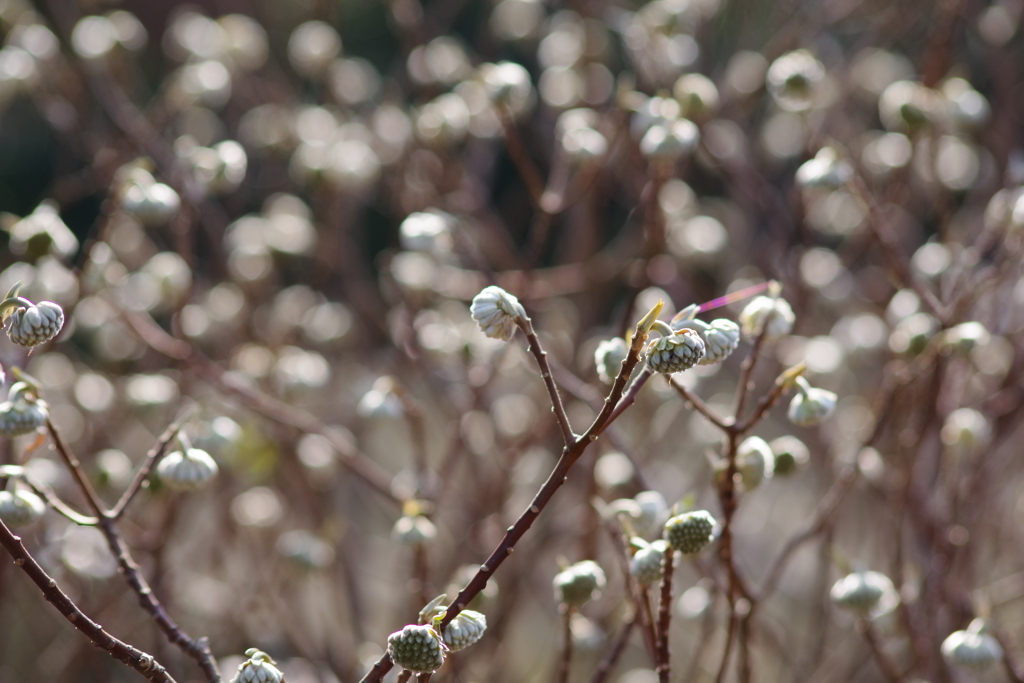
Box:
6, 301, 64, 347
561, 126, 608, 165
941, 620, 1003, 671
0, 487, 45, 527
156, 448, 218, 491
388, 624, 446, 673
630, 539, 668, 585
480, 61, 533, 116
470, 286, 527, 342
553, 560, 606, 607
0, 391, 48, 437
769, 435, 809, 475
788, 378, 837, 427
122, 182, 182, 225
674, 319, 740, 365
444, 609, 487, 651
664, 510, 716, 554
739, 296, 794, 342
645, 329, 705, 374
594, 337, 628, 385
232, 648, 284, 683
392, 515, 437, 546
830, 570, 894, 614
737, 437, 774, 490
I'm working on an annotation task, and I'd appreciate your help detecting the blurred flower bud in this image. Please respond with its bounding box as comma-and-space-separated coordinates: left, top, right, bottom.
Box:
673, 73, 719, 121
879, 81, 942, 132
796, 147, 853, 189
940, 408, 991, 457
941, 620, 1003, 671
788, 377, 837, 427
640, 119, 699, 161
0, 382, 48, 436
766, 50, 825, 112
769, 435, 809, 475
737, 436, 773, 489
739, 296, 794, 342
5, 201, 79, 260
392, 515, 437, 545
480, 61, 534, 118
594, 337, 627, 384
939, 321, 990, 354
830, 570, 895, 614
156, 448, 218, 491
400, 210, 454, 254
553, 560, 606, 607
630, 538, 668, 584
0, 483, 45, 527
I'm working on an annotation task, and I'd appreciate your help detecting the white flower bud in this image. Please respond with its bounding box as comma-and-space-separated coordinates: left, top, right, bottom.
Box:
830, 570, 895, 614
0, 485, 45, 527
594, 337, 628, 384
388, 624, 446, 673
739, 296, 794, 342
6, 301, 64, 347
941, 620, 1003, 670
767, 50, 825, 112
444, 610, 487, 651
232, 648, 285, 683
796, 147, 853, 189
645, 327, 705, 374
788, 377, 837, 427
470, 286, 527, 341
553, 560, 606, 607
737, 436, 774, 490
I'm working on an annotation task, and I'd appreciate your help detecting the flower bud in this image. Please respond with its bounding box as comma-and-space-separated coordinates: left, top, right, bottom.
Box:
796, 147, 853, 189
830, 570, 894, 614
388, 624, 446, 673
470, 286, 527, 341
664, 510, 716, 554
6, 301, 64, 347
673, 318, 740, 365
645, 328, 705, 374
594, 337, 628, 384
629, 539, 668, 585
232, 649, 284, 683
444, 609, 487, 651
941, 619, 1003, 670
0, 385, 48, 437
769, 436, 809, 475
787, 378, 837, 427
553, 560, 606, 607
640, 119, 699, 162
0, 485, 45, 527
737, 436, 774, 490
156, 448, 218, 491
392, 515, 437, 545
739, 296, 794, 342
767, 50, 825, 112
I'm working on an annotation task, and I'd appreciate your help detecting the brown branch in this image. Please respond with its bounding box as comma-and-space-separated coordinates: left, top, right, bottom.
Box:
517, 317, 576, 444
396, 671, 413, 683
22, 477, 98, 526
656, 549, 676, 683
0, 519, 177, 682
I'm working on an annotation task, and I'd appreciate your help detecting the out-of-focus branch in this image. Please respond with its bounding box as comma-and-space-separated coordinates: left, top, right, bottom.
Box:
111, 407, 195, 519
517, 317, 576, 445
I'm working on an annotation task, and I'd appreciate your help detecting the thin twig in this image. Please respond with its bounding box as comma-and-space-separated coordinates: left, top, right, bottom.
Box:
668, 377, 732, 431
517, 317, 576, 444
0, 518, 177, 682
111, 407, 195, 519
656, 549, 676, 683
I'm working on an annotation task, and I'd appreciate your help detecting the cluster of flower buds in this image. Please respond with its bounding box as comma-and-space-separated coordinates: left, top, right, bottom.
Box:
670, 304, 741, 365
388, 624, 447, 673
629, 538, 669, 585
231, 648, 284, 683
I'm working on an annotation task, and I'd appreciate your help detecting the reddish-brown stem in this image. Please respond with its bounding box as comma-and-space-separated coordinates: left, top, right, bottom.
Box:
396, 671, 413, 683
517, 317, 576, 444
0, 518, 176, 682
556, 608, 575, 683
656, 549, 676, 683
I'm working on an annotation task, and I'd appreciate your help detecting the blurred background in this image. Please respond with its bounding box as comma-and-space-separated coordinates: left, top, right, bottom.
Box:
0, 0, 1022, 681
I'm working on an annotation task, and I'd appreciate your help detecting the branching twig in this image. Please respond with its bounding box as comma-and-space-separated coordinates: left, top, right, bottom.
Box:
111, 407, 195, 519
517, 317, 576, 444
0, 518, 177, 682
